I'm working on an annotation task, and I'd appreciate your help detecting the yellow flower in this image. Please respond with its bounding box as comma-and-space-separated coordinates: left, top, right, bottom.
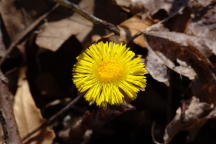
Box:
73, 41, 147, 106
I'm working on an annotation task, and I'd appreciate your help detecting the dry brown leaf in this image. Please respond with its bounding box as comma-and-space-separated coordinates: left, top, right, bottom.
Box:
0, 0, 49, 40
114, 0, 131, 9
147, 32, 216, 102
144, 28, 216, 143
0, 27, 6, 57
0, 0, 30, 40
0, 129, 3, 143
119, 15, 154, 47
36, 0, 94, 51
187, 1, 216, 39
132, 0, 173, 13
145, 31, 216, 57
146, 50, 169, 84
115, 0, 189, 16
164, 97, 215, 144
14, 67, 55, 144
144, 32, 198, 80
144, 30, 216, 104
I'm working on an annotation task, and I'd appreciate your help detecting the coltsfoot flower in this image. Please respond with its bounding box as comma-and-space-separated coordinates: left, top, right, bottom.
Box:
73, 41, 147, 106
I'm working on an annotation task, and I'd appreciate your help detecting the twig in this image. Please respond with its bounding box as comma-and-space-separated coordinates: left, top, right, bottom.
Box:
0, 80, 22, 144
127, 6, 185, 45
52, 0, 120, 35
0, 4, 59, 67
22, 93, 83, 141
0, 111, 8, 143
126, 31, 143, 45
0, 23, 8, 83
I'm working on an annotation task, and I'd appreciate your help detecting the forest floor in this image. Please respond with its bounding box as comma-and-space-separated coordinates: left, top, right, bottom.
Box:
1, 0, 216, 144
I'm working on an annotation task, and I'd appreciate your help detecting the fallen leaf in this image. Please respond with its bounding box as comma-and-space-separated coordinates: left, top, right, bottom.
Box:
36, 0, 94, 51
144, 29, 216, 143
119, 15, 155, 47
114, 0, 131, 11
0, 0, 29, 40
187, 1, 216, 39
115, 0, 188, 15
132, 0, 174, 14
13, 67, 55, 144
0, 0, 49, 40
144, 31, 216, 57
144, 32, 199, 80
146, 50, 169, 84
144, 31, 216, 104
163, 97, 215, 144
0, 26, 6, 57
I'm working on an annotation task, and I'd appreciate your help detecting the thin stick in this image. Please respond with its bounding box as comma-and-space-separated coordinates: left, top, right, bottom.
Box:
127, 6, 185, 44
53, 0, 120, 35
0, 111, 8, 143
0, 80, 22, 144
22, 93, 83, 141
0, 4, 59, 66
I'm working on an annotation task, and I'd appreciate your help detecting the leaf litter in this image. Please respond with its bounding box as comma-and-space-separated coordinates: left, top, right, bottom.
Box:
1, 0, 216, 144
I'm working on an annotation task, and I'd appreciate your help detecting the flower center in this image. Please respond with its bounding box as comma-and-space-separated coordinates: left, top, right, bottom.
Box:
97, 61, 124, 82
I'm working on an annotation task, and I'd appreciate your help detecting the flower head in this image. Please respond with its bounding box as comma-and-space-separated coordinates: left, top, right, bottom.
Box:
73, 41, 147, 106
